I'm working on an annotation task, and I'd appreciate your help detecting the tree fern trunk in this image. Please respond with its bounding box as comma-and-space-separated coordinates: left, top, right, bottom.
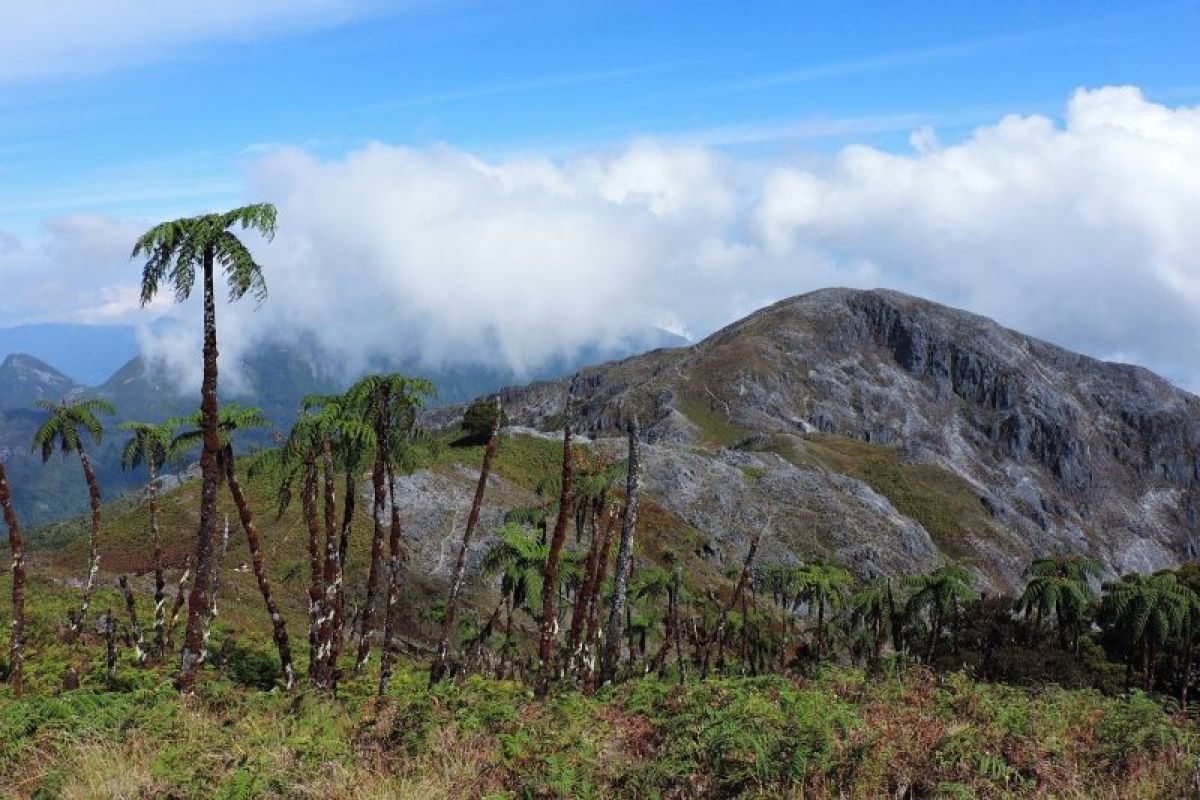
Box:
357, 441, 388, 671
583, 503, 618, 694
314, 440, 341, 690
567, 499, 603, 674
224, 447, 295, 691
119, 575, 148, 667
0, 461, 26, 698
601, 418, 641, 686
378, 466, 405, 695
200, 516, 230, 666
149, 458, 166, 661
303, 453, 323, 682
166, 558, 192, 653
330, 469, 355, 679
536, 422, 575, 698
69, 449, 103, 641
179, 246, 220, 693
432, 400, 501, 685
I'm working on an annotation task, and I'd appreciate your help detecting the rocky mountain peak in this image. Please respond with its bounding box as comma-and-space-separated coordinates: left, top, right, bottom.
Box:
470, 288, 1200, 590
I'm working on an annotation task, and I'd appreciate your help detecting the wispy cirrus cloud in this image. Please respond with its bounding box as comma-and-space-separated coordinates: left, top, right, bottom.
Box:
0, 0, 384, 84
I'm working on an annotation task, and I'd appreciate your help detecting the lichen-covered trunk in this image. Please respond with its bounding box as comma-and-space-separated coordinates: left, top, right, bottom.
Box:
0, 461, 26, 698
166, 558, 192, 653
179, 247, 220, 693
356, 435, 389, 672
431, 402, 501, 685
200, 516, 231, 666
118, 575, 147, 667
583, 504, 618, 694
148, 459, 166, 661
567, 497, 605, 674
329, 469, 355, 676
314, 440, 341, 690
535, 424, 575, 698
224, 447, 295, 691
69, 449, 103, 641
378, 466, 405, 695
303, 454, 323, 683
601, 418, 641, 686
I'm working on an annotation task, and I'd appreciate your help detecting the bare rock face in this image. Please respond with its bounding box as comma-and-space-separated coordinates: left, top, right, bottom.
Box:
441, 288, 1200, 591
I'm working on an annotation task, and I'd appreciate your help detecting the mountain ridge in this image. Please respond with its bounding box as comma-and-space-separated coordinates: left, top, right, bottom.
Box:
428, 287, 1200, 590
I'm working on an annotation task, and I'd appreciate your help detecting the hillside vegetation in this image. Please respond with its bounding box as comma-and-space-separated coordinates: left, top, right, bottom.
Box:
1, 572, 1195, 799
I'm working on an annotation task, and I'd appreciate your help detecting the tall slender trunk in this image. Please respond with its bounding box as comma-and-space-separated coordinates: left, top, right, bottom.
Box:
583, 503, 618, 694
303, 453, 323, 682
702, 527, 762, 679
330, 469, 355, 677
179, 246, 220, 693
200, 516, 230, 665
224, 446, 294, 690
497, 595, 514, 679
166, 558, 192, 653
601, 418, 641, 686
535, 423, 575, 698
1, 461, 26, 698
148, 459, 165, 661
652, 581, 677, 676
314, 440, 341, 690
118, 575, 147, 666
68, 449, 103, 641
378, 465, 405, 695
568, 498, 605, 676
357, 414, 390, 671
432, 400, 502, 685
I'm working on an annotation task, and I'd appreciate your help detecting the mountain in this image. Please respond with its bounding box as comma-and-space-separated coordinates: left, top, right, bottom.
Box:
0, 354, 79, 411
423, 288, 1200, 591
0, 326, 688, 528
0, 323, 139, 385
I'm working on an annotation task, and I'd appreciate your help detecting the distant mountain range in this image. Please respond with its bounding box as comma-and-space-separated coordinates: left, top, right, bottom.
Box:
0, 323, 141, 385
0, 325, 688, 528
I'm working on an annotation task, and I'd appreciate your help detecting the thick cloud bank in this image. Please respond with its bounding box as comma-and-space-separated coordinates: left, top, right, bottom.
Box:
7, 86, 1200, 391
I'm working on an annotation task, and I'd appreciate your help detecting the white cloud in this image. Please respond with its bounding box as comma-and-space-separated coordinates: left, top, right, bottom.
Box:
0, 213, 167, 325
9, 85, 1200, 394
0, 1, 379, 83
756, 86, 1200, 386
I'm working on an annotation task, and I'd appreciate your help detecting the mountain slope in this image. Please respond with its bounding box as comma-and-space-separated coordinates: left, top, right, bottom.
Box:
443, 288, 1200, 589
0, 354, 79, 411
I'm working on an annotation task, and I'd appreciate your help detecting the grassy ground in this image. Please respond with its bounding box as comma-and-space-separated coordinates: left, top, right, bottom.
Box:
2, 640, 1195, 798
4, 430, 1199, 797
1, 572, 1197, 798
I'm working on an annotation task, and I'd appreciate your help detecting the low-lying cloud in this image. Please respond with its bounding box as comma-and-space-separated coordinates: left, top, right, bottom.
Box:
7, 85, 1200, 392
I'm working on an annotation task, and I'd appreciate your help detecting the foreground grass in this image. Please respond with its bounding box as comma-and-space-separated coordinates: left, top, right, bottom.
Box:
2, 650, 1196, 799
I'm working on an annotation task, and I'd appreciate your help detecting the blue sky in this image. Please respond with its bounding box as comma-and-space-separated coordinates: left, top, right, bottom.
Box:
3, 0, 1198, 231
4, 1, 1200, 388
